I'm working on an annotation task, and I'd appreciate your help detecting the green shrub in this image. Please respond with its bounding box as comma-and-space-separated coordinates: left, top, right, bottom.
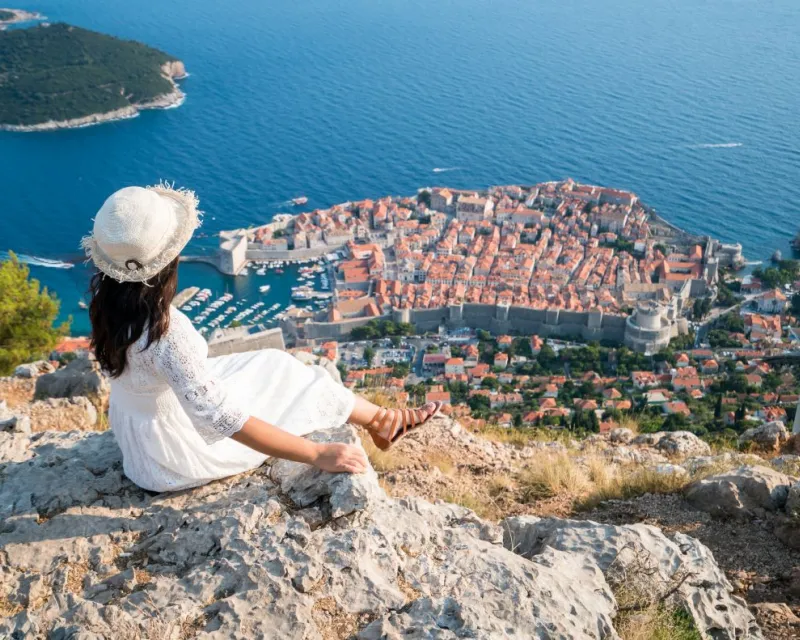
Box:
0, 253, 69, 374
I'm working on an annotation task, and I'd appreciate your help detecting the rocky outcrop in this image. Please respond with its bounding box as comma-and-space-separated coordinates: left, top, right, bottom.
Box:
503, 516, 762, 640
161, 60, 187, 80
0, 8, 45, 26
13, 360, 55, 379
0, 399, 31, 434
738, 421, 790, 452
28, 397, 98, 431
34, 356, 109, 402
0, 425, 762, 639
634, 430, 711, 458
608, 427, 634, 444
685, 466, 792, 519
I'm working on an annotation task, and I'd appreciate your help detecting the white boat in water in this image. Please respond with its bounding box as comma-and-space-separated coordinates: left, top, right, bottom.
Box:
259, 284, 271, 293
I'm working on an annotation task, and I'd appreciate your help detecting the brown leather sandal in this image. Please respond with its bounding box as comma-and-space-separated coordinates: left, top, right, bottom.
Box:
366, 402, 442, 451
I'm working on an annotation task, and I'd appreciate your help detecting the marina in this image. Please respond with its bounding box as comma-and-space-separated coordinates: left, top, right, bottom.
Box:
172, 256, 333, 337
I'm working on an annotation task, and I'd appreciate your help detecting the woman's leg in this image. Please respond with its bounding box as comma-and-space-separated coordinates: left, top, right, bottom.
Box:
348, 394, 385, 427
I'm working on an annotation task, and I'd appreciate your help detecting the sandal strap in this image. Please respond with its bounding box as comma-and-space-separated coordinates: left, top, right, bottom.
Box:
368, 408, 388, 431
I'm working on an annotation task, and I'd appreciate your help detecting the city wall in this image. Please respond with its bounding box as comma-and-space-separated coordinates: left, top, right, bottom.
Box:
245, 244, 339, 262
300, 315, 391, 341
301, 302, 628, 343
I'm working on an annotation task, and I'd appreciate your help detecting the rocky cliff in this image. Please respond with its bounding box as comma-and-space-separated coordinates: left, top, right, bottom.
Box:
3, 354, 800, 637
0, 421, 764, 639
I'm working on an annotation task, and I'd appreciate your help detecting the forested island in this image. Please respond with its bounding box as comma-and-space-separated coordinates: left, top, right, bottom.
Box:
0, 22, 187, 131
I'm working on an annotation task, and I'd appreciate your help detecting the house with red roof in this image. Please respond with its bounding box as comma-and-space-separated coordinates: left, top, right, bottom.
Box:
663, 401, 691, 417
494, 352, 509, 369
445, 357, 465, 375
756, 289, 788, 314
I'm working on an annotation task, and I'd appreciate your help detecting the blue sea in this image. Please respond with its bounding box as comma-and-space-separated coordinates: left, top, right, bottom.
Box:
2, 0, 799, 335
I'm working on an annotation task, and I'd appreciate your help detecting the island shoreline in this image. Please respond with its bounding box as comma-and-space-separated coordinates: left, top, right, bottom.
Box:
0, 46, 189, 132
0, 87, 186, 133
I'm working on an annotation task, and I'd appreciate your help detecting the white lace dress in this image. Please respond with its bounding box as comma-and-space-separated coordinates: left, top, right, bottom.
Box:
108, 307, 355, 492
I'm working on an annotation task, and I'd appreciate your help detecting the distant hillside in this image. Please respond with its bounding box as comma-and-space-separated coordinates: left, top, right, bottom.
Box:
0, 23, 186, 129
0, 9, 15, 21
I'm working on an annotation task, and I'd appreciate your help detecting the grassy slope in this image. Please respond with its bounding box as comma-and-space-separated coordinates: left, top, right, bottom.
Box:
0, 23, 178, 125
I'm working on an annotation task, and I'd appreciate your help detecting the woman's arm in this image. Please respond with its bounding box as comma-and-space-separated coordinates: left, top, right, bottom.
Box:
232, 416, 368, 474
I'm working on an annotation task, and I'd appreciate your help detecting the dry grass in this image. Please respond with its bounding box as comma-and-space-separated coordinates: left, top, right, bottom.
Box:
359, 433, 412, 472
64, 562, 89, 595
615, 607, 701, 640
616, 414, 641, 434
438, 488, 502, 520
772, 457, 800, 477
423, 451, 454, 475
478, 425, 574, 448
687, 454, 766, 481
487, 473, 516, 498
578, 467, 689, 511
608, 543, 702, 640
512, 451, 691, 512
359, 387, 406, 409
517, 452, 590, 502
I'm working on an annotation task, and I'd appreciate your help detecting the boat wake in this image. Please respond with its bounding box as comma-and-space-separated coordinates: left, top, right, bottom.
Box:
744, 260, 763, 266
2, 252, 74, 269
432, 167, 462, 173
687, 142, 743, 149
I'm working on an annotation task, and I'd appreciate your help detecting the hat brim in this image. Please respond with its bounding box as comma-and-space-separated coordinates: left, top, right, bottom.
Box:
81, 183, 202, 283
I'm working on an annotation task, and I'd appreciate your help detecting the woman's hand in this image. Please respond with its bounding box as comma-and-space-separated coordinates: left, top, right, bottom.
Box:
232, 417, 369, 474
312, 443, 369, 474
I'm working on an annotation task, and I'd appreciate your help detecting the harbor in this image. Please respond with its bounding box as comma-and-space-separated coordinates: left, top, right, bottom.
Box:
172, 256, 335, 339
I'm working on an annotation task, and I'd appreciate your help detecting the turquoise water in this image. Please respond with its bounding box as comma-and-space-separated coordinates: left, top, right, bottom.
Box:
2, 0, 799, 335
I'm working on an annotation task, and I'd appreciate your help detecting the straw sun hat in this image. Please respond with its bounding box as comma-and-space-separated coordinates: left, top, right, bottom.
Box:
81, 183, 201, 283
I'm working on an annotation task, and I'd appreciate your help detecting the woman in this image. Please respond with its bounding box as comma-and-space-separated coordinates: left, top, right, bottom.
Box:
82, 184, 440, 492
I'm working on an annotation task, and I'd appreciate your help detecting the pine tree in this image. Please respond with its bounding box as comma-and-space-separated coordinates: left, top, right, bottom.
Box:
714, 394, 723, 419
0, 253, 69, 375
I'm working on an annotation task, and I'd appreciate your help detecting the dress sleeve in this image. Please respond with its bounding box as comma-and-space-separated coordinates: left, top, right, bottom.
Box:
153, 317, 249, 445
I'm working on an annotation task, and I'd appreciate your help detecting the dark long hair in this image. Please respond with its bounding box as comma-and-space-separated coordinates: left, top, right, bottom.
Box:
89, 259, 179, 377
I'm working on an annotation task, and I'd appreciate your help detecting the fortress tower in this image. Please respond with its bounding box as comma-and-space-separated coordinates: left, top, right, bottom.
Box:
623, 301, 674, 354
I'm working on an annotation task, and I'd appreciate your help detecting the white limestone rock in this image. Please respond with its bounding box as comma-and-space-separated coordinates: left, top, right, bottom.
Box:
785, 481, 800, 517
0, 423, 763, 639
652, 463, 690, 479
502, 516, 762, 640
683, 453, 766, 476
269, 424, 384, 518
685, 466, 791, 519
0, 400, 31, 434
609, 427, 634, 444
653, 431, 711, 458
738, 421, 790, 452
